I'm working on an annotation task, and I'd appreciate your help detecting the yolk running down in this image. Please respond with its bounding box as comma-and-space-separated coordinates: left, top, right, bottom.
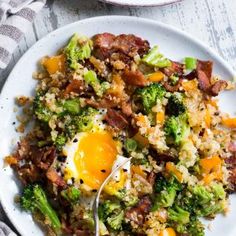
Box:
74, 131, 118, 190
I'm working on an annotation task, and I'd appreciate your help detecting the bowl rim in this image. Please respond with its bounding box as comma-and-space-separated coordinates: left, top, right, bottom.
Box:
100, 0, 182, 7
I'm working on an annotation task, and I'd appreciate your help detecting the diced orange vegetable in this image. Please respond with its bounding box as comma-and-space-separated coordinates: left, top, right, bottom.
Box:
159, 227, 176, 236
199, 156, 222, 184
42, 54, 65, 75
131, 165, 146, 178
156, 111, 165, 124
4, 155, 17, 165
182, 80, 197, 91
204, 109, 211, 128
222, 117, 236, 129
166, 162, 183, 183
133, 132, 149, 147
202, 172, 223, 185
148, 71, 165, 82
199, 156, 221, 174
136, 114, 146, 124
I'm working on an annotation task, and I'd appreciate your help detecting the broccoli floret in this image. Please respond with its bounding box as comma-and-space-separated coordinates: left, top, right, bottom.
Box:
137, 83, 166, 114
187, 217, 204, 236
164, 113, 190, 145
192, 185, 213, 205
98, 200, 124, 231
142, 46, 171, 68
65, 106, 97, 138
211, 183, 226, 200
115, 189, 139, 207
54, 134, 67, 150
124, 139, 138, 153
175, 216, 204, 236
166, 95, 186, 117
107, 210, 124, 231
65, 34, 92, 69
168, 205, 190, 224
153, 188, 176, 211
84, 70, 109, 97
153, 177, 181, 210
98, 200, 120, 220
61, 186, 80, 205
63, 98, 80, 115
33, 93, 53, 123
197, 200, 225, 217
20, 184, 61, 232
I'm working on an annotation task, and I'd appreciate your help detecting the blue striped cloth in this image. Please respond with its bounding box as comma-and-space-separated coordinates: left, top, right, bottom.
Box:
0, 0, 45, 69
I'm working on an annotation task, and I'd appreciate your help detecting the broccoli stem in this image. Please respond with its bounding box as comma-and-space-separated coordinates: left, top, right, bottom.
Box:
21, 184, 61, 232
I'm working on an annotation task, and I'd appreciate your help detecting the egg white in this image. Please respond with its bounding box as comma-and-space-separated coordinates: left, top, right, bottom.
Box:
61, 109, 130, 191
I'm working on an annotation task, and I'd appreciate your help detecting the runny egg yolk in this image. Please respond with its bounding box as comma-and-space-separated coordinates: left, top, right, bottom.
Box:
74, 131, 118, 190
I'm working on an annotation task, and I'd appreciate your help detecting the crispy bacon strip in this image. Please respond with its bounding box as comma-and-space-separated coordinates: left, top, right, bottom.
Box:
225, 154, 236, 193
93, 33, 150, 60
46, 168, 66, 187
122, 69, 148, 87
163, 78, 183, 92
64, 79, 86, 95
210, 80, 227, 96
125, 196, 152, 225
105, 108, 129, 130
161, 61, 184, 77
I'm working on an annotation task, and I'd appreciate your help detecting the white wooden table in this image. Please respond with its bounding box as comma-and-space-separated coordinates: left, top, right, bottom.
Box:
0, 0, 236, 232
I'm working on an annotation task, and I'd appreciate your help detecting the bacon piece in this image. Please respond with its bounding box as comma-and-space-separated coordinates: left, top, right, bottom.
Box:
125, 196, 152, 225
121, 100, 133, 117
13, 142, 57, 185
163, 78, 183, 92
46, 168, 66, 187
92, 33, 150, 60
147, 171, 156, 187
184, 70, 196, 80
196, 60, 213, 92
84, 96, 117, 109
17, 165, 41, 185
161, 61, 184, 77
31, 146, 56, 170
93, 33, 115, 49
105, 108, 129, 130
225, 155, 236, 193
112, 34, 150, 57
149, 148, 176, 164
64, 79, 86, 95
122, 69, 148, 87
210, 80, 227, 96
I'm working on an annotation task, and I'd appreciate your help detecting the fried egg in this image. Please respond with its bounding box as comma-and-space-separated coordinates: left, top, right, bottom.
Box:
62, 110, 129, 191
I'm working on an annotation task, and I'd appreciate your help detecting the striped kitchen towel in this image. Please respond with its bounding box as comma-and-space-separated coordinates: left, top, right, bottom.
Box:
0, 0, 46, 69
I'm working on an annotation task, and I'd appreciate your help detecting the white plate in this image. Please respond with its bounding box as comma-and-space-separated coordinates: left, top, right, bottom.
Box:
100, 0, 182, 6
0, 16, 236, 236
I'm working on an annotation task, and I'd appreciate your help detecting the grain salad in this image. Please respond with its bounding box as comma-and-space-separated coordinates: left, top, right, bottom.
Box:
5, 33, 236, 236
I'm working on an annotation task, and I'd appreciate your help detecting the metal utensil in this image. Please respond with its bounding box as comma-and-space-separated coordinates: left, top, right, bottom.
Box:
93, 157, 131, 236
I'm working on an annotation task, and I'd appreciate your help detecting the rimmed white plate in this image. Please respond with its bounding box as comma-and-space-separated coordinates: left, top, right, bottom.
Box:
100, 0, 182, 6
0, 16, 235, 236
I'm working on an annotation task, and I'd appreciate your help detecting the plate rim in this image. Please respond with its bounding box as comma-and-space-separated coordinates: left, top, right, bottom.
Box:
0, 15, 235, 236
100, 0, 182, 7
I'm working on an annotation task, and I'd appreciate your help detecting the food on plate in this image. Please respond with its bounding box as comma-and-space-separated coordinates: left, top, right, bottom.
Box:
5, 32, 236, 235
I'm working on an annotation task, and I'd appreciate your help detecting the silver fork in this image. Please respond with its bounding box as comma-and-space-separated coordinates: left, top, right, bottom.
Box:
93, 157, 132, 236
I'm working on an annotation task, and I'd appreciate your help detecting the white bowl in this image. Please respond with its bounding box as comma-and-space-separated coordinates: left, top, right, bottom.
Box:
100, 0, 182, 6
0, 16, 235, 236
